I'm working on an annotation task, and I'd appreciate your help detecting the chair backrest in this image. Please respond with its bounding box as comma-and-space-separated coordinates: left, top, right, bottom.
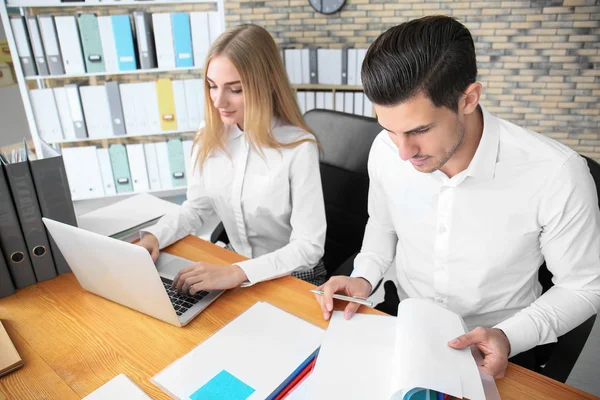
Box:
304, 109, 382, 276
536, 154, 600, 382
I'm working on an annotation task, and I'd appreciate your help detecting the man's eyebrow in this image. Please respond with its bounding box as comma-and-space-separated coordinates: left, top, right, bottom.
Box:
380, 123, 435, 135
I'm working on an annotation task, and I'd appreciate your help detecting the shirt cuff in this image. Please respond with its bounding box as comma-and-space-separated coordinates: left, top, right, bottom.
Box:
234, 258, 272, 286
139, 224, 171, 250
494, 312, 540, 358
350, 259, 384, 294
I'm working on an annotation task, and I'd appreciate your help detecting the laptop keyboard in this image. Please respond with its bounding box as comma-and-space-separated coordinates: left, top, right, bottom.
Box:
161, 279, 210, 316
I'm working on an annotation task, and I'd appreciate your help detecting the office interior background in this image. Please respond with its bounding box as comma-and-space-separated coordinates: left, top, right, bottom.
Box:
0, 0, 598, 396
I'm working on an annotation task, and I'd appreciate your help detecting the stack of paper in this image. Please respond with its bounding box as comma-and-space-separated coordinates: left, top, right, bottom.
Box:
83, 374, 150, 400
0, 321, 23, 377
76, 193, 181, 241
306, 298, 493, 400
152, 302, 324, 399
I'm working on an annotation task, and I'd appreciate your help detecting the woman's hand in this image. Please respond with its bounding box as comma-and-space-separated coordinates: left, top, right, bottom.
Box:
172, 262, 248, 294
136, 233, 159, 263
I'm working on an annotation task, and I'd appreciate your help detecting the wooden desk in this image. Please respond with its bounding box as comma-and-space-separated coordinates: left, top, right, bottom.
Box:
0, 236, 596, 400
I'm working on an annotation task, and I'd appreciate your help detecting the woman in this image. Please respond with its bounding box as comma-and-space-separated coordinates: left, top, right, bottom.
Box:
137, 24, 327, 294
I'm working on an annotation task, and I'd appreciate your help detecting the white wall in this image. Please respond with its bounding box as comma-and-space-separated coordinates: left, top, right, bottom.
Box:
0, 18, 32, 148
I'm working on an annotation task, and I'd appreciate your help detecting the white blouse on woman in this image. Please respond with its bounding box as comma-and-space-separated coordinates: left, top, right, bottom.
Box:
142, 121, 327, 285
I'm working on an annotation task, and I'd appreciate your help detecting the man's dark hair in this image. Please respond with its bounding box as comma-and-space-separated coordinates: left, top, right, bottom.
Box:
362, 15, 477, 112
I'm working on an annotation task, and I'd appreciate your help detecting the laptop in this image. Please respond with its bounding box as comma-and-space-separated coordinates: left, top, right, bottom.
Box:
42, 218, 225, 327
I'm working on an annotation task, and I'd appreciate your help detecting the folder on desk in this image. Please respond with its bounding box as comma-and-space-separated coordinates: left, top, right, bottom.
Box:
0, 245, 16, 298
29, 141, 77, 275
167, 138, 186, 187
80, 85, 114, 139
65, 83, 88, 139
155, 141, 173, 189
78, 14, 105, 73
26, 16, 49, 76
0, 161, 35, 289
97, 148, 116, 196
152, 302, 323, 400
190, 12, 210, 67
37, 15, 64, 75
2, 144, 56, 282
133, 11, 156, 70
126, 143, 149, 193
184, 79, 204, 129
97, 15, 118, 73
105, 81, 126, 136
156, 78, 177, 131
9, 16, 37, 76
171, 13, 193, 68
61, 146, 104, 200
30, 88, 64, 143
118, 82, 139, 134
141, 81, 161, 133
109, 144, 133, 193
207, 11, 222, 44
172, 80, 189, 131
143, 143, 161, 191
152, 13, 175, 69
53, 87, 76, 141
111, 15, 137, 71
54, 16, 86, 75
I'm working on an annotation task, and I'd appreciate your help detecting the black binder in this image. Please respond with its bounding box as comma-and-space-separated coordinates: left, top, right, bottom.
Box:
29, 142, 77, 275
2, 143, 57, 282
0, 245, 16, 299
309, 48, 318, 84
0, 158, 36, 289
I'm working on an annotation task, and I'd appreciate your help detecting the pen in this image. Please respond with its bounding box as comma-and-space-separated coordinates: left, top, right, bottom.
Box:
310, 289, 374, 308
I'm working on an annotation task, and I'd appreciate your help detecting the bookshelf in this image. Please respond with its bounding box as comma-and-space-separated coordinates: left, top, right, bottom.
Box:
24, 65, 204, 80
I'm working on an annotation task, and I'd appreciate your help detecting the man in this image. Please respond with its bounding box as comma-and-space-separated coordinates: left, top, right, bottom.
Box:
315, 15, 600, 378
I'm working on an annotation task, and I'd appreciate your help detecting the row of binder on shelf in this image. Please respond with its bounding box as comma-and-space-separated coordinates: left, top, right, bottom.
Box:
30, 78, 204, 143
283, 48, 368, 86
297, 91, 374, 118
7, 0, 188, 5
9, 11, 222, 77
62, 139, 193, 201
0, 141, 77, 298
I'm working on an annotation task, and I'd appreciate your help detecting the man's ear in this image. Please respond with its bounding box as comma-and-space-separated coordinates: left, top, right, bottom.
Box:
461, 82, 482, 115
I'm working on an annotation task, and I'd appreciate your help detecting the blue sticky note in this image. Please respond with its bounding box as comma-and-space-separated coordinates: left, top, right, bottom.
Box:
190, 370, 255, 400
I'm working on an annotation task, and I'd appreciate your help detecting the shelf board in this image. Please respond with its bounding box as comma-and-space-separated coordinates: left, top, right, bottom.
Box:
294, 84, 364, 91
25, 66, 204, 81
73, 186, 186, 203
9, 0, 216, 8
50, 129, 197, 145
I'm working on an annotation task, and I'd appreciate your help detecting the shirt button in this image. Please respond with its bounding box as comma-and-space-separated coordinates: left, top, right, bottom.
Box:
436, 298, 445, 305
439, 225, 447, 234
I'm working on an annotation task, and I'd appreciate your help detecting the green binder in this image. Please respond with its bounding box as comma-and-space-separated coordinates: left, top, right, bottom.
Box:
167, 139, 187, 188
78, 14, 105, 73
108, 144, 133, 193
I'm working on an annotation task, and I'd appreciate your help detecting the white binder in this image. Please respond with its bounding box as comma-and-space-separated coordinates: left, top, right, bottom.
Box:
38, 15, 65, 76
143, 143, 162, 191
54, 16, 86, 75
26, 16, 49, 76
155, 141, 173, 189
126, 143, 150, 193
344, 92, 354, 114
335, 92, 344, 112
296, 91, 306, 115
184, 79, 204, 130
80, 85, 114, 139
363, 94, 374, 117
97, 147, 117, 196
316, 92, 325, 109
141, 82, 161, 133
9, 16, 36, 76
284, 49, 296, 84
62, 146, 104, 200
52, 87, 76, 140
190, 12, 210, 67
317, 49, 342, 85
207, 11, 223, 44
305, 91, 315, 112
65, 83, 88, 138
325, 92, 334, 110
172, 80, 189, 131
354, 92, 364, 116
347, 49, 358, 86
119, 83, 139, 135
182, 139, 194, 182
356, 49, 368, 86
152, 13, 176, 69
97, 16, 119, 73
30, 88, 64, 143
301, 48, 310, 84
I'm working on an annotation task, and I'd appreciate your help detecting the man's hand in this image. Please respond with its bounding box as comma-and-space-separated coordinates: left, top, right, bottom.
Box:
448, 327, 511, 378
172, 262, 248, 294
314, 276, 372, 320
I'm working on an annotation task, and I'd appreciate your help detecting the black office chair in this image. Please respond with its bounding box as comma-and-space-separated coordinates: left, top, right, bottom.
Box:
304, 109, 381, 277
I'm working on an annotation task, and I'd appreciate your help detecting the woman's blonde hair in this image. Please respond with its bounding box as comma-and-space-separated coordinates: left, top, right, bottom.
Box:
193, 24, 316, 169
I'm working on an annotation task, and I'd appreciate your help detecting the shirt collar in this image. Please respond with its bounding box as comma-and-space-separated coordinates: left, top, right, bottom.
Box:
226, 118, 281, 141
464, 104, 500, 181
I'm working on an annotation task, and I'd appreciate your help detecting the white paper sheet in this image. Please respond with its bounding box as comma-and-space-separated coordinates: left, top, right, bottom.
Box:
83, 374, 150, 400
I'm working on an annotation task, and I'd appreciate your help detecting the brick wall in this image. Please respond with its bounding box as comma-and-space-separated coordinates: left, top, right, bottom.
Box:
225, 0, 600, 160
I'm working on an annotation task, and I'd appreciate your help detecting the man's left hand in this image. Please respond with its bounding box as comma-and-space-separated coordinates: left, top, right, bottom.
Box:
172, 262, 248, 294
448, 327, 511, 378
